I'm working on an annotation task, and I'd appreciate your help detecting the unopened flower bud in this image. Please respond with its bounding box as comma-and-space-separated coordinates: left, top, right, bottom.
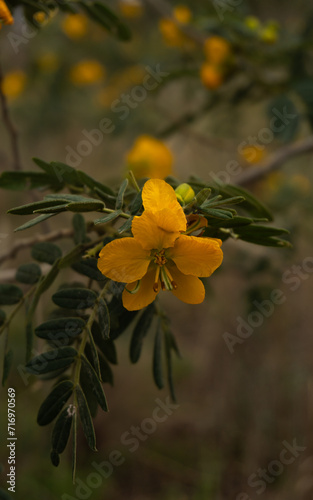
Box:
175, 183, 195, 205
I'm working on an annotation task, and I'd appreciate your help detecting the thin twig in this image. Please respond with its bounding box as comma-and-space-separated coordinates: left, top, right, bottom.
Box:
0, 228, 74, 265
237, 135, 313, 186
0, 61, 22, 171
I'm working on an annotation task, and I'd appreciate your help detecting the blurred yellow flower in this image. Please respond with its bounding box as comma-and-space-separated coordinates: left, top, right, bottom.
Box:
290, 174, 311, 195
260, 22, 279, 44
0, 0, 13, 26
126, 135, 173, 179
159, 4, 192, 48
62, 14, 88, 39
204, 36, 231, 65
239, 145, 266, 164
200, 63, 223, 89
33, 11, 49, 25
244, 16, 261, 31
69, 60, 105, 86
119, 0, 143, 18
37, 52, 59, 73
1, 70, 26, 99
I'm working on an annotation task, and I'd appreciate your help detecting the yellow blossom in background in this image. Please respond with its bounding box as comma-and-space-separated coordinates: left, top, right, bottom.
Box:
36, 52, 59, 73
0, 0, 13, 26
97, 179, 223, 310
33, 11, 49, 25
244, 16, 261, 31
260, 21, 279, 44
126, 135, 173, 179
1, 70, 27, 99
61, 14, 88, 39
97, 65, 146, 108
204, 36, 231, 65
69, 60, 105, 86
159, 4, 192, 48
239, 145, 266, 164
200, 63, 223, 89
290, 174, 311, 195
119, 0, 143, 18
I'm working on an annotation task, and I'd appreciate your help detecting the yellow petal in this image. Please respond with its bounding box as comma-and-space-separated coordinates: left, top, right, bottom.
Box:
142, 179, 186, 232
132, 210, 181, 250
169, 266, 205, 304
122, 268, 158, 311
97, 237, 150, 282
169, 235, 223, 277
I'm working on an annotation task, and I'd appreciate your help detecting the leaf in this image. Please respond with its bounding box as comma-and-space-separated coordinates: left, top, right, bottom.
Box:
16, 263, 41, 284
98, 352, 113, 386
37, 380, 74, 426
14, 214, 56, 232
66, 200, 105, 212
31, 242, 62, 264
0, 170, 58, 191
0, 310, 6, 326
72, 408, 77, 482
268, 95, 299, 142
217, 185, 273, 221
50, 450, 60, 467
77, 171, 115, 196
71, 258, 106, 281
206, 215, 253, 228
153, 321, 164, 390
130, 303, 155, 363
201, 207, 234, 220
7, 199, 67, 215
52, 288, 98, 309
35, 318, 85, 341
91, 322, 117, 364
0, 284, 23, 305
117, 217, 133, 234
164, 329, 176, 403
115, 178, 128, 210
72, 214, 87, 244
129, 190, 142, 215
27, 260, 60, 322
25, 347, 77, 375
2, 349, 13, 386
76, 385, 97, 451
98, 300, 110, 340
86, 329, 101, 380
94, 210, 122, 225
58, 244, 85, 269
234, 224, 291, 247
81, 355, 108, 411
79, 366, 99, 418
109, 294, 139, 340
79, 1, 131, 41
196, 188, 212, 206
51, 405, 74, 454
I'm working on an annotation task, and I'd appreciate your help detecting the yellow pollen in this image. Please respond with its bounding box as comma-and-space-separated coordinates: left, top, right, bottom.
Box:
154, 249, 167, 266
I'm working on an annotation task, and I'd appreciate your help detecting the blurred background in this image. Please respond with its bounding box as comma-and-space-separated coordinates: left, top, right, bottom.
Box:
1, 0, 313, 498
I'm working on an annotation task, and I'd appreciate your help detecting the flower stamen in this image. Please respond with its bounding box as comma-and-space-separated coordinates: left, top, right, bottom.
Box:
153, 266, 161, 292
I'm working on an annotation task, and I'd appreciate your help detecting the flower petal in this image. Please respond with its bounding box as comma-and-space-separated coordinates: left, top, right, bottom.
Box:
169, 266, 205, 304
169, 235, 223, 277
132, 210, 181, 250
122, 268, 158, 311
141, 179, 186, 232
97, 237, 150, 282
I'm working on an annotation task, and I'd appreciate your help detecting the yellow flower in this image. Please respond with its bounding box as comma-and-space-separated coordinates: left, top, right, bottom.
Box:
97, 179, 223, 310
0, 0, 13, 26
119, 0, 143, 18
62, 14, 88, 39
1, 70, 26, 99
244, 16, 261, 31
69, 60, 105, 86
203, 36, 231, 65
239, 145, 266, 164
175, 183, 195, 205
126, 135, 173, 179
159, 4, 192, 48
200, 63, 223, 89
260, 22, 279, 44
33, 11, 49, 25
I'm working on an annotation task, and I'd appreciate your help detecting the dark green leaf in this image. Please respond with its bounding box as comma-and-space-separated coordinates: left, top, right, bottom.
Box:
91, 322, 117, 364
80, 363, 99, 418
66, 200, 105, 212
2, 349, 13, 386
98, 352, 113, 385
0, 310, 6, 326
8, 199, 67, 215
76, 385, 97, 451
52, 288, 98, 309
217, 184, 273, 221
268, 95, 299, 142
73, 214, 87, 244
109, 294, 138, 340
201, 207, 234, 219
37, 380, 74, 426
81, 355, 108, 412
72, 258, 106, 281
94, 210, 122, 225
117, 217, 133, 234
0, 170, 58, 191
50, 450, 60, 467
31, 242, 62, 264
98, 299, 110, 339
14, 214, 56, 232
35, 318, 85, 341
196, 188, 211, 205
130, 303, 155, 363
115, 178, 128, 210
77, 171, 115, 196
86, 329, 101, 379
129, 190, 142, 215
51, 405, 74, 453
26, 322, 33, 362
206, 215, 253, 228
164, 329, 176, 403
25, 347, 77, 375
153, 321, 164, 390
16, 263, 41, 284
0, 284, 23, 305
58, 244, 85, 269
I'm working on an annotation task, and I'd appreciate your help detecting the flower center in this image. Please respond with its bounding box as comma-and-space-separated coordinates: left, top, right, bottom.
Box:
152, 250, 177, 293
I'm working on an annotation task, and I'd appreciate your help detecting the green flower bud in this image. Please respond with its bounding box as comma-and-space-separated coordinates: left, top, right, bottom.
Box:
175, 183, 195, 205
